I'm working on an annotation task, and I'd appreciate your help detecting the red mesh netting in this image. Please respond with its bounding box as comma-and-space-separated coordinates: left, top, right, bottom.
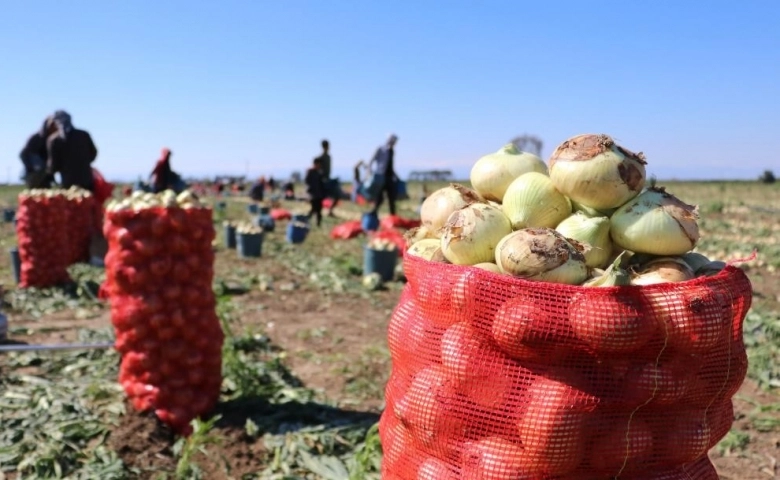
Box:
65, 194, 95, 265
380, 254, 751, 479
16, 193, 72, 288
104, 207, 223, 435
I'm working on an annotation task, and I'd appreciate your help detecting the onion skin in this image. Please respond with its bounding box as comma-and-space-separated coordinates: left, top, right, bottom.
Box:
502, 172, 572, 229
473, 262, 501, 273
610, 186, 700, 256
420, 184, 484, 237
495, 228, 588, 285
549, 134, 647, 210
441, 203, 512, 265
555, 212, 612, 269
470, 143, 547, 202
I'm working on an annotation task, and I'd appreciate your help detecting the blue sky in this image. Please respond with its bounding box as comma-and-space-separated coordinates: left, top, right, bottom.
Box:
1, 1, 778, 183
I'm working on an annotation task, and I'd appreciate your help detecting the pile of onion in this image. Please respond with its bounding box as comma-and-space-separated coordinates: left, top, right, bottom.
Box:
408, 133, 727, 288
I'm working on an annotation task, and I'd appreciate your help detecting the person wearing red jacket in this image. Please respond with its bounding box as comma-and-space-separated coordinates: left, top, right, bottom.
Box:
150, 148, 174, 193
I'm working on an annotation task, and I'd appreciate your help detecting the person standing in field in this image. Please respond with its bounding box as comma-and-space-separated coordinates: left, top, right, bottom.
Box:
305, 157, 326, 227
150, 148, 174, 193
368, 133, 399, 216
19, 116, 54, 188
46, 110, 99, 191
315, 139, 339, 217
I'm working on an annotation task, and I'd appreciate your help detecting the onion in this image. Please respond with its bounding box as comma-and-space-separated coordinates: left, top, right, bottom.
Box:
549, 133, 647, 210
502, 172, 571, 229
650, 283, 729, 354
440, 322, 514, 408
417, 457, 457, 480
420, 184, 484, 236
492, 297, 568, 363
569, 290, 655, 353
680, 252, 711, 272
407, 238, 447, 262
495, 228, 588, 284
441, 203, 512, 265
657, 410, 712, 464
590, 417, 654, 474
582, 252, 631, 287
473, 262, 501, 273
570, 199, 616, 218
460, 436, 531, 480
631, 257, 694, 285
555, 212, 612, 268
470, 143, 547, 202
623, 358, 695, 406
610, 186, 700, 255
696, 260, 727, 277
404, 226, 436, 247
518, 377, 597, 475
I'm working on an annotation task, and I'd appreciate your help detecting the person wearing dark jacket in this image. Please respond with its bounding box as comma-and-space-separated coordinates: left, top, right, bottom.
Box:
151, 148, 174, 193
46, 111, 98, 190
19, 118, 53, 188
305, 157, 326, 227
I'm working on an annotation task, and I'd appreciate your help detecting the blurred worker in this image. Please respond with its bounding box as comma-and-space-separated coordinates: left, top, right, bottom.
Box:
150, 148, 174, 193
305, 157, 326, 227
19, 116, 54, 188
46, 110, 98, 190
368, 133, 399, 216
314, 139, 340, 217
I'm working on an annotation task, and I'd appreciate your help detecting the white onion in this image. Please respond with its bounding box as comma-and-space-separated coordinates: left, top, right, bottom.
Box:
440, 203, 512, 265
549, 133, 647, 210
473, 262, 501, 273
610, 186, 700, 256
420, 184, 484, 237
555, 212, 612, 268
631, 257, 694, 285
495, 228, 588, 284
502, 172, 571, 229
470, 143, 547, 202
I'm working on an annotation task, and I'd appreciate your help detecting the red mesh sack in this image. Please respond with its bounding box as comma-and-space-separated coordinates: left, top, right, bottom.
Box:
380, 215, 421, 231
380, 254, 751, 479
370, 229, 406, 257
65, 193, 95, 265
330, 220, 364, 240
104, 206, 223, 435
16, 192, 72, 288
270, 208, 292, 221
92, 168, 115, 205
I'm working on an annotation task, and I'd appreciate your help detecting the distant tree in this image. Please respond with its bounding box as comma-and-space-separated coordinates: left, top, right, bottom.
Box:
290, 171, 302, 183
510, 134, 543, 156
759, 170, 776, 184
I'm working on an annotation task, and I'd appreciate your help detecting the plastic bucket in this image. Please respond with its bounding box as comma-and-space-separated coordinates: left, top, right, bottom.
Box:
259, 206, 271, 216
247, 204, 259, 214
237, 232, 263, 258
9, 248, 21, 284
286, 223, 309, 244
256, 214, 275, 232
361, 212, 379, 232
364, 246, 397, 282
224, 224, 237, 249
292, 214, 309, 224
3, 208, 15, 223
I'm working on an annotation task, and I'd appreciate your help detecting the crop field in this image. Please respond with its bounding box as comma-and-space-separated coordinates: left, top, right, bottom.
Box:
0, 180, 778, 480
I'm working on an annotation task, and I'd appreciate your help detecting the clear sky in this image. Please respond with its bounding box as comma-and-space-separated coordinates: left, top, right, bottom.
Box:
1, 1, 778, 183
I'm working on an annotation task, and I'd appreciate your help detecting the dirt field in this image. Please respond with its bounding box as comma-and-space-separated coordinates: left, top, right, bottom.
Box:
1, 181, 778, 479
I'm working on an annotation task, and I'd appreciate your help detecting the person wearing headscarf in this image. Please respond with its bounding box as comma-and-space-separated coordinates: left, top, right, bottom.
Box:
46, 110, 98, 190
368, 133, 399, 216
150, 148, 174, 193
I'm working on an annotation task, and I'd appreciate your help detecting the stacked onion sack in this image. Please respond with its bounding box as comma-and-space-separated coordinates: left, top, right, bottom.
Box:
16, 189, 74, 287
104, 190, 223, 436
382, 136, 751, 479
64, 186, 96, 265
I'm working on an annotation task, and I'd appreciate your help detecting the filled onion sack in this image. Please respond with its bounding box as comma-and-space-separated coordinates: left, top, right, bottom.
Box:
103, 190, 223, 435
16, 190, 73, 288
380, 253, 751, 479
64, 188, 96, 265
